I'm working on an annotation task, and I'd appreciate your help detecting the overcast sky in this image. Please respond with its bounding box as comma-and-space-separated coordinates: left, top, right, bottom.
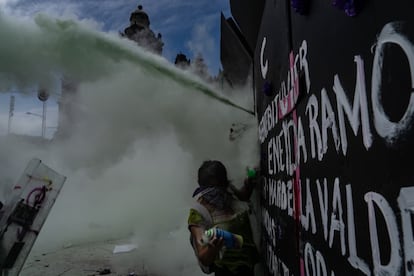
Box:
0, 0, 231, 138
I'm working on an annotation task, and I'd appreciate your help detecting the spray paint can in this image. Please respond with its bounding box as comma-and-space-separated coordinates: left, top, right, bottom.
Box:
202, 228, 243, 249
246, 167, 257, 178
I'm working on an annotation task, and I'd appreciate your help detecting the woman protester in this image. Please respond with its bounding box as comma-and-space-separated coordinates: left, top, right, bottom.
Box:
188, 160, 260, 276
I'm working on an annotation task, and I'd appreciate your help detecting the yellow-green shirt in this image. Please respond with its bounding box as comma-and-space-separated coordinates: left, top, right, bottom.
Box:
188, 202, 259, 273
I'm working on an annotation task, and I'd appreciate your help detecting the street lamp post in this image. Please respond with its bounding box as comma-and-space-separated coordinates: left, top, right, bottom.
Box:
8, 95, 15, 135
37, 88, 48, 139
42, 101, 46, 138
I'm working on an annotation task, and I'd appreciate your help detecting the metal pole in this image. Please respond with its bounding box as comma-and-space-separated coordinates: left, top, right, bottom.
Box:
7, 96, 15, 135
7, 114, 11, 136
41, 101, 46, 138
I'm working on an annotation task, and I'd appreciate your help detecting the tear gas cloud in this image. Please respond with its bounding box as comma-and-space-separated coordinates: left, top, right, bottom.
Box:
0, 13, 258, 275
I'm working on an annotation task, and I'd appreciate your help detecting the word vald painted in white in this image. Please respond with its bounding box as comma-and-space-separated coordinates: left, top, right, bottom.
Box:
259, 22, 414, 172
263, 176, 414, 275
300, 177, 411, 276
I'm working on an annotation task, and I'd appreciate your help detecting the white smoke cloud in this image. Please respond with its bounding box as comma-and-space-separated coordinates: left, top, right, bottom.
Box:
187, 23, 215, 56
0, 13, 258, 275
186, 16, 219, 75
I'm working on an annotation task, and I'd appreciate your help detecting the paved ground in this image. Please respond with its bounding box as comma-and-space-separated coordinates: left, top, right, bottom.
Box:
17, 235, 263, 276
20, 239, 155, 276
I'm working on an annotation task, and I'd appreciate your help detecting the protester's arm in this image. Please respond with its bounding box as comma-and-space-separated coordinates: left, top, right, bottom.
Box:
230, 176, 258, 201
190, 226, 224, 266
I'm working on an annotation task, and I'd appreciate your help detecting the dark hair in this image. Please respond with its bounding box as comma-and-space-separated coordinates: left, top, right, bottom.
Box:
198, 160, 229, 187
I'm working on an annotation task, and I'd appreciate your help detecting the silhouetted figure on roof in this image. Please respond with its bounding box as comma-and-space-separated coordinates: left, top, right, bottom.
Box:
122, 4, 164, 55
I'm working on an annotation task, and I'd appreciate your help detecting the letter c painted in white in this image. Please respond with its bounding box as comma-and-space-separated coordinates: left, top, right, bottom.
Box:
261, 37, 268, 79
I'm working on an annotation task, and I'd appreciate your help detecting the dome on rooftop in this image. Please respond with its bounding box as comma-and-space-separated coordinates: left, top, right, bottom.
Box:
130, 5, 150, 27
